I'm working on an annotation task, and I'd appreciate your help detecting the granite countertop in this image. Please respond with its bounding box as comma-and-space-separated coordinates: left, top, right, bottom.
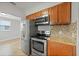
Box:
50, 36, 76, 46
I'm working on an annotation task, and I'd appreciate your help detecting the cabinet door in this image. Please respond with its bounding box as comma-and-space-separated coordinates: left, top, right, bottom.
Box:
41, 9, 48, 15
72, 46, 76, 56
26, 11, 43, 20
35, 11, 42, 18
58, 2, 71, 24
48, 40, 75, 56
26, 15, 34, 20
26, 15, 30, 20
48, 6, 58, 25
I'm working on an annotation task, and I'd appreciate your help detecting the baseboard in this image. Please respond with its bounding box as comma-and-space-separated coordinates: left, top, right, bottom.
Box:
0, 38, 20, 42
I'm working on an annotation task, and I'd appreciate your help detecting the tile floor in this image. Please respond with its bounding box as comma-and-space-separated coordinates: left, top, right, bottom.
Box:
0, 38, 26, 56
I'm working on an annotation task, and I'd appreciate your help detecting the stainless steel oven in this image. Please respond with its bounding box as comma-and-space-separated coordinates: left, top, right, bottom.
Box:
31, 38, 47, 56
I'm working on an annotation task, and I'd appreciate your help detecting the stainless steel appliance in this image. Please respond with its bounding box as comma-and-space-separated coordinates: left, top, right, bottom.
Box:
37, 31, 50, 37
21, 20, 30, 55
31, 31, 50, 56
21, 20, 38, 55
35, 15, 50, 25
31, 38, 47, 56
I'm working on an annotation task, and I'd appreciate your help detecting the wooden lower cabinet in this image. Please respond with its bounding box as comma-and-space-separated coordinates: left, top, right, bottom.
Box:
48, 40, 76, 56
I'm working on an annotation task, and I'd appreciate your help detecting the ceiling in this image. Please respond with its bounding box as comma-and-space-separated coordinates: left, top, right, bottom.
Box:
10, 2, 62, 16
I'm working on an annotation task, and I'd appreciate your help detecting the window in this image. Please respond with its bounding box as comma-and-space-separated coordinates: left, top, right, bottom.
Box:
0, 20, 11, 31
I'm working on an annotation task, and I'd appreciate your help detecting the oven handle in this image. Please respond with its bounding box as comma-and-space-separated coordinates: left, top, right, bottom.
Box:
31, 38, 47, 42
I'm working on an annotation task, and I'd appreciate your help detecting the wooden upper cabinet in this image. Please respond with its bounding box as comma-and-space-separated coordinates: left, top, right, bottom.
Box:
58, 2, 71, 25
48, 40, 76, 56
26, 14, 34, 20
35, 11, 42, 18
41, 9, 48, 15
26, 11, 43, 21
26, 15, 30, 20
48, 2, 71, 25
48, 6, 58, 25
26, 2, 71, 24
26, 9, 49, 21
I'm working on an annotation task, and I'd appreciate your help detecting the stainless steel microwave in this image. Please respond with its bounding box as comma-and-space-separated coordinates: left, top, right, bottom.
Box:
35, 15, 50, 25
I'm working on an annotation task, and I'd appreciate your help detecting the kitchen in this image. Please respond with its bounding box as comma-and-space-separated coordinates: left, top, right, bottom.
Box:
0, 2, 78, 56
21, 2, 78, 56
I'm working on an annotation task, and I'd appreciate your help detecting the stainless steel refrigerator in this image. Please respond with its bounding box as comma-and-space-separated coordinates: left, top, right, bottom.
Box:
21, 20, 37, 55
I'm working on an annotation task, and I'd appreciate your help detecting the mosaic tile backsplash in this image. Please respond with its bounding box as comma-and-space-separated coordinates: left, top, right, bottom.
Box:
51, 23, 77, 45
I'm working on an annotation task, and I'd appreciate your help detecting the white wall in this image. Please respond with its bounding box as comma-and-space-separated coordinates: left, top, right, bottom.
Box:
71, 2, 79, 56
0, 17, 21, 41
71, 2, 78, 23
0, 3, 24, 41
76, 2, 79, 56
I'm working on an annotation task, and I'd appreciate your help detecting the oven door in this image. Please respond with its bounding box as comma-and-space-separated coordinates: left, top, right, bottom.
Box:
31, 38, 47, 56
